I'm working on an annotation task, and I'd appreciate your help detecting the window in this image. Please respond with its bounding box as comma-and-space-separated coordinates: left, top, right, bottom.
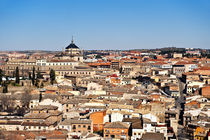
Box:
78, 125, 81, 128
134, 133, 136, 135
73, 125, 76, 129
88, 126, 91, 130
83, 125, 86, 128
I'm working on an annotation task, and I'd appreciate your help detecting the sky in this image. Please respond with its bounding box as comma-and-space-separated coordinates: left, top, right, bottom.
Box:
0, 0, 210, 51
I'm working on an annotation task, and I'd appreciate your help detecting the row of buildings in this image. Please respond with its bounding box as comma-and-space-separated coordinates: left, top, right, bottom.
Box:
0, 41, 209, 140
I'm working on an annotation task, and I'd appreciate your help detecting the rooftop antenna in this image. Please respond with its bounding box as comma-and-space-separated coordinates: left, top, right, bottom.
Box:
71, 36, 74, 44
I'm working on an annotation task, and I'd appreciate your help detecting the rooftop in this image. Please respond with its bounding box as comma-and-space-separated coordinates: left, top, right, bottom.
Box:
142, 132, 164, 140
104, 121, 130, 129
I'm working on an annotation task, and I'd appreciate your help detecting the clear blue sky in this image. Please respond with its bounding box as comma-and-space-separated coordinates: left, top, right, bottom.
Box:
0, 0, 210, 50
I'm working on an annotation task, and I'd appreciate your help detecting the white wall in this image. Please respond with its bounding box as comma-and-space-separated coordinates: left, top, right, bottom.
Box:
39, 99, 63, 111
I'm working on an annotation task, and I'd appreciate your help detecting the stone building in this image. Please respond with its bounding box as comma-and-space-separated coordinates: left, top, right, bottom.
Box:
56, 38, 84, 62
2, 39, 84, 77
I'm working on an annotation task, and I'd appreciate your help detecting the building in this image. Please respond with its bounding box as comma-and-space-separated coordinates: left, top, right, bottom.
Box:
56, 38, 84, 62
142, 132, 164, 140
201, 86, 210, 99
69, 119, 93, 133
22, 105, 62, 131
182, 72, 200, 83
122, 118, 143, 140
173, 53, 182, 58
103, 121, 130, 139
104, 104, 142, 123
3, 39, 84, 77
90, 111, 106, 132
173, 61, 197, 77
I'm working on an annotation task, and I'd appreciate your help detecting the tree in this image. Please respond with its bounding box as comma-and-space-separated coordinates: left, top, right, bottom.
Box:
21, 89, 32, 108
2, 82, 8, 93
0, 71, 3, 85
28, 72, 32, 80
0, 95, 14, 111
95, 54, 102, 59
119, 67, 123, 74
17, 107, 25, 116
15, 67, 20, 84
32, 67, 35, 85
35, 79, 39, 88
40, 82, 44, 88
39, 92, 42, 102
21, 68, 25, 80
50, 69, 55, 85
37, 70, 43, 79
207, 54, 210, 58
0, 69, 3, 85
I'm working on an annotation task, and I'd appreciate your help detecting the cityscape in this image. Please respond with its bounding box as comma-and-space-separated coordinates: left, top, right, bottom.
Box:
0, 0, 210, 140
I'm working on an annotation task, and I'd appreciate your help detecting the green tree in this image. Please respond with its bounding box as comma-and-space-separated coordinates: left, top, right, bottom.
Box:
50, 69, 55, 85
39, 92, 42, 102
35, 79, 39, 88
119, 67, 123, 74
2, 82, 8, 93
28, 72, 32, 80
37, 70, 43, 79
17, 107, 25, 116
207, 54, 210, 58
0, 69, 3, 85
40, 82, 44, 88
95, 54, 102, 59
32, 67, 35, 85
15, 67, 20, 84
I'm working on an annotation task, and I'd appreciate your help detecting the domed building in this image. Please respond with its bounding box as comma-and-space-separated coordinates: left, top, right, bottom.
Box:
65, 39, 80, 55
56, 38, 84, 62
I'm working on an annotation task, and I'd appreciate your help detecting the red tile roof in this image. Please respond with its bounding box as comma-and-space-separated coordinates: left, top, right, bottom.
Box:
88, 62, 111, 66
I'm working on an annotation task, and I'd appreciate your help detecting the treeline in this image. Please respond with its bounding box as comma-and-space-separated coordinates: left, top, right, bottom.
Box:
0, 89, 32, 116
159, 47, 186, 55
0, 67, 56, 93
